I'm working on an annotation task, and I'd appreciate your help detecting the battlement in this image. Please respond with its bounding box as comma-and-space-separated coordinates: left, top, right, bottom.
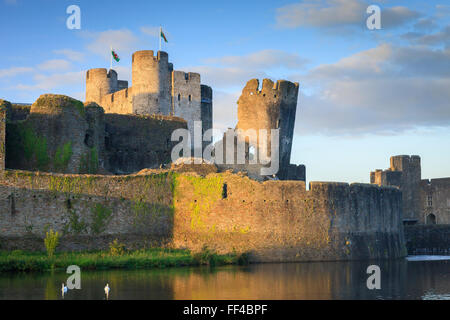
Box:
86, 68, 126, 105
371, 155, 423, 223
390, 155, 421, 172
172, 71, 201, 84
131, 50, 169, 63
309, 181, 400, 197
239, 78, 299, 105
201, 85, 212, 103
101, 87, 132, 114
235, 78, 299, 178
84, 50, 212, 139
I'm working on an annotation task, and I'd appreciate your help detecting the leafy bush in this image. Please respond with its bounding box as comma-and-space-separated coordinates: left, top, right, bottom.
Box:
91, 204, 112, 234
54, 141, 73, 171
109, 239, 126, 256
193, 246, 217, 266
44, 229, 60, 258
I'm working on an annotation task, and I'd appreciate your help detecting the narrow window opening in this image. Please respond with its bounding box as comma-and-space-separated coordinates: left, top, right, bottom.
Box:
222, 183, 228, 199
427, 195, 433, 207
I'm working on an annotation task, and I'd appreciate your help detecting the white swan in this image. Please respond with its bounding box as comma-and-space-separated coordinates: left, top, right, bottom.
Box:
104, 283, 110, 300
61, 283, 68, 298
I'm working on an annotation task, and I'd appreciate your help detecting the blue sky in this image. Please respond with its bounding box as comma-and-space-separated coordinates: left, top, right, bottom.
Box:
1, 0, 449, 184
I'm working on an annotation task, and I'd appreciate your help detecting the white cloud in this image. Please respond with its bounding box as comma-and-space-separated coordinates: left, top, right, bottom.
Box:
113, 66, 131, 82
276, 0, 420, 30
414, 26, 450, 47
53, 49, 85, 62
296, 44, 450, 135
15, 71, 84, 91
37, 59, 72, 72
191, 43, 450, 137
205, 49, 309, 70
0, 66, 33, 78
84, 29, 140, 59
212, 90, 240, 132
276, 0, 366, 28
381, 6, 422, 28
187, 65, 267, 89
185, 49, 307, 90
140, 26, 160, 38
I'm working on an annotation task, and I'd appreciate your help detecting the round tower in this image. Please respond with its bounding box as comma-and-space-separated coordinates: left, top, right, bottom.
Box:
86, 68, 116, 105
131, 50, 171, 115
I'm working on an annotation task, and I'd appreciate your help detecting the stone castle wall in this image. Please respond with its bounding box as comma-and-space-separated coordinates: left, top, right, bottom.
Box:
420, 178, 450, 224
4, 95, 187, 175
0, 103, 5, 171
0, 169, 406, 262
371, 155, 450, 225
5, 95, 96, 174
100, 88, 133, 114
85, 51, 213, 149
104, 114, 187, 174
404, 225, 450, 254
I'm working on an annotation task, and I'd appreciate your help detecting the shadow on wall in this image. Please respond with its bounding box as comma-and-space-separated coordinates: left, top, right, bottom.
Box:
0, 172, 177, 251
4, 94, 188, 175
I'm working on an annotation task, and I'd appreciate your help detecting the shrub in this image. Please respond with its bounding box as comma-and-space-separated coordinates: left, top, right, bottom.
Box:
193, 246, 217, 266
91, 204, 112, 234
109, 239, 126, 256
54, 141, 73, 172
44, 229, 60, 258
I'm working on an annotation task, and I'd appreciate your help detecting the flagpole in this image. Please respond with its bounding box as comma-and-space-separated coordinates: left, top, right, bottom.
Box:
159, 26, 162, 52
110, 46, 112, 71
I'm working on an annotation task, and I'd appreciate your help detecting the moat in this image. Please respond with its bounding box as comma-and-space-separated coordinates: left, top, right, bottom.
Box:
0, 257, 448, 300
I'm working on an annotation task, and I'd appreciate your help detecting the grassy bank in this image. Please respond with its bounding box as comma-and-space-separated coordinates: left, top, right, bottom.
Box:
0, 247, 248, 272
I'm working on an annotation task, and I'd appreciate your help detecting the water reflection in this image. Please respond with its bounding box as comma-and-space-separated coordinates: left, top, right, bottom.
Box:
0, 259, 448, 300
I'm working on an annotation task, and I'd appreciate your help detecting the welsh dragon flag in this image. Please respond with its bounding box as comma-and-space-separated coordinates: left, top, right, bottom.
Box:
160, 29, 168, 43
111, 49, 120, 62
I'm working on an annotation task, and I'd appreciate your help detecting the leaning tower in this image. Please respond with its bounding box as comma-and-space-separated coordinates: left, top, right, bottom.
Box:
235, 78, 299, 178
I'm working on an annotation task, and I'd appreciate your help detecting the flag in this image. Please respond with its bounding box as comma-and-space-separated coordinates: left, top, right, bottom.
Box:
111, 50, 120, 62
160, 29, 168, 43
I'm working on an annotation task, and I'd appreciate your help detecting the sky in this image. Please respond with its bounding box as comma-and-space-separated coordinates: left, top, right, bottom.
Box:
0, 0, 449, 184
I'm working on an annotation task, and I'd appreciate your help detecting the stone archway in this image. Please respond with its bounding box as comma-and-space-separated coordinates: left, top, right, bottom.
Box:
426, 213, 436, 225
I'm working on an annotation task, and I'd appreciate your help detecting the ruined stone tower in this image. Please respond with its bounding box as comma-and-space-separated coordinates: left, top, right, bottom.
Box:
370, 155, 422, 223
85, 50, 212, 146
235, 78, 301, 180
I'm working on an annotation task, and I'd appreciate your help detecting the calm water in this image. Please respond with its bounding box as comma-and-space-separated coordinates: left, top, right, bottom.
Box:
0, 257, 448, 300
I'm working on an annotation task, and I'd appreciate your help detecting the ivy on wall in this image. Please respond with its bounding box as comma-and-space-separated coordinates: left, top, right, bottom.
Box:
91, 203, 112, 234
54, 141, 73, 172
6, 123, 49, 170
79, 147, 99, 174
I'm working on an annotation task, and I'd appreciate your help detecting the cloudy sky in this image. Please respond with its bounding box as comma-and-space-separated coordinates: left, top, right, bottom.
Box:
1, 0, 449, 184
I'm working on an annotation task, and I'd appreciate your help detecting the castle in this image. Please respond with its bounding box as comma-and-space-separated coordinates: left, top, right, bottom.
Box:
371, 155, 450, 225
1, 48, 447, 261
85, 50, 212, 151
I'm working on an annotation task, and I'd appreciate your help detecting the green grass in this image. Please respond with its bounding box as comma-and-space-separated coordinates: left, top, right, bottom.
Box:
0, 248, 247, 273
